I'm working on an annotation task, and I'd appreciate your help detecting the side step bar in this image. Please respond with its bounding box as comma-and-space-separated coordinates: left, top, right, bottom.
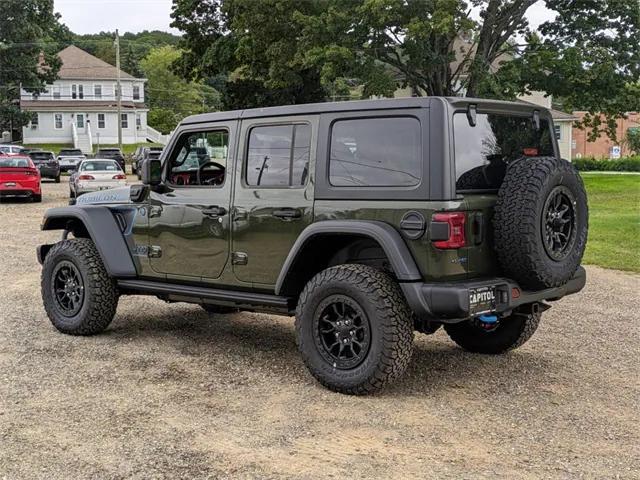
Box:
117, 279, 295, 315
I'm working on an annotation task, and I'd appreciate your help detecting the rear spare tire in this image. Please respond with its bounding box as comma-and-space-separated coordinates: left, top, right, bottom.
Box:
493, 157, 588, 290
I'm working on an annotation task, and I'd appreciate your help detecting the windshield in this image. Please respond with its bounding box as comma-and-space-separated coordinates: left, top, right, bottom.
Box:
59, 149, 83, 156
80, 161, 120, 171
454, 112, 554, 191
0, 157, 31, 168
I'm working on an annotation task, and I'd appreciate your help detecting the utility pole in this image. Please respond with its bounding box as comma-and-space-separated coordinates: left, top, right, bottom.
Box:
115, 29, 123, 152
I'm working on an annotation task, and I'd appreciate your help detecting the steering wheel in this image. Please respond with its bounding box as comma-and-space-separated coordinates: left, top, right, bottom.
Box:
196, 161, 225, 186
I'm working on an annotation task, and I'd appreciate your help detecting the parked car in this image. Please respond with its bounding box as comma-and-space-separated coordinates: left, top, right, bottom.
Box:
0, 155, 41, 202
0, 144, 25, 156
19, 147, 42, 155
28, 151, 60, 183
136, 148, 163, 180
132, 146, 163, 175
57, 149, 86, 173
95, 148, 125, 171
68, 159, 127, 198
37, 97, 588, 395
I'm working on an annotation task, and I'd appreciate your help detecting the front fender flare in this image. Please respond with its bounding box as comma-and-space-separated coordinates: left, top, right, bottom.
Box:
40, 206, 137, 278
275, 220, 422, 295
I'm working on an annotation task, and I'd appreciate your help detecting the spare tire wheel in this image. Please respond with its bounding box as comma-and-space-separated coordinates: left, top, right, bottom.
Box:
493, 156, 588, 290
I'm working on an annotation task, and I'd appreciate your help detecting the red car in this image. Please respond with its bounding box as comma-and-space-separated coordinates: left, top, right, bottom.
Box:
0, 155, 42, 202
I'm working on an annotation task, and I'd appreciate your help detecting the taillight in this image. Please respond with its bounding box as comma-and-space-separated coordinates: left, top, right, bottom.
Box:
432, 212, 466, 249
78, 174, 95, 180
112, 174, 126, 180
25, 170, 37, 176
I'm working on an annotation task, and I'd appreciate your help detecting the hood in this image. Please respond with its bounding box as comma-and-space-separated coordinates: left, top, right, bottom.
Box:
75, 186, 132, 205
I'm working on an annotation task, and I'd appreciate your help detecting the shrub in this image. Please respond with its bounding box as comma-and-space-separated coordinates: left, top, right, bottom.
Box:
573, 156, 640, 172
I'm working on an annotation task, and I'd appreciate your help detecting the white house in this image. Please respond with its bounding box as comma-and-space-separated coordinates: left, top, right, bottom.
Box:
21, 45, 167, 152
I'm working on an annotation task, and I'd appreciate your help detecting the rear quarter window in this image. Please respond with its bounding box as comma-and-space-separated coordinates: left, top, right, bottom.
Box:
329, 117, 421, 187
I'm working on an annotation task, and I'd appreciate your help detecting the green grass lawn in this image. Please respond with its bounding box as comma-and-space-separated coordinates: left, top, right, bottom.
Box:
581, 173, 640, 272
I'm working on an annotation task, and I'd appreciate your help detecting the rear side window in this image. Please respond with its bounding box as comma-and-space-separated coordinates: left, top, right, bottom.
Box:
329, 117, 421, 187
246, 124, 311, 187
454, 113, 554, 191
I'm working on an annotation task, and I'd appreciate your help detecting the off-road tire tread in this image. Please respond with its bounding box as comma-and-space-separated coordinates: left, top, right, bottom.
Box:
444, 311, 541, 354
295, 264, 413, 395
494, 156, 588, 290
42, 238, 118, 335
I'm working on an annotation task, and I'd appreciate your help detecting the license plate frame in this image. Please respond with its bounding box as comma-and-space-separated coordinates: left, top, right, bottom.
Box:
469, 286, 497, 315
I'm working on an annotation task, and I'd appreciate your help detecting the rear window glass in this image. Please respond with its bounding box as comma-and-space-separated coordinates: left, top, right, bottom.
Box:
454, 113, 554, 191
81, 161, 120, 171
30, 152, 54, 160
0, 157, 30, 168
329, 117, 421, 187
59, 149, 83, 156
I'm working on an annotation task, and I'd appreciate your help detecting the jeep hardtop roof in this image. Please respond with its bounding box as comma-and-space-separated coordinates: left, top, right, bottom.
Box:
181, 96, 548, 126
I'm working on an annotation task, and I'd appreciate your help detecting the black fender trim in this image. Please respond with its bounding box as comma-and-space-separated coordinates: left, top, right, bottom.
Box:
275, 220, 422, 295
40, 206, 137, 278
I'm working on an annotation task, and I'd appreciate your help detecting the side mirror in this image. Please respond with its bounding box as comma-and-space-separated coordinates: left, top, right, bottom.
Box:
141, 158, 162, 186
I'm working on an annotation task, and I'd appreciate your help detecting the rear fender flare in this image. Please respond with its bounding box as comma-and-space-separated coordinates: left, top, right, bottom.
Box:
39, 206, 137, 278
275, 220, 422, 296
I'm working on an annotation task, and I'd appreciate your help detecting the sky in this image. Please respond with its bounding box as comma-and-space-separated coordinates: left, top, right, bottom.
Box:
54, 0, 555, 36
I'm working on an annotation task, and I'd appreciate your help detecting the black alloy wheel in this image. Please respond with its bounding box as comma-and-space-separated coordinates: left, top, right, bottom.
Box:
542, 185, 576, 261
51, 260, 85, 316
313, 295, 371, 370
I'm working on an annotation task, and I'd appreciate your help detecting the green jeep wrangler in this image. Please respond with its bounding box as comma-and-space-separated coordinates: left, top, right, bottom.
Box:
37, 97, 588, 394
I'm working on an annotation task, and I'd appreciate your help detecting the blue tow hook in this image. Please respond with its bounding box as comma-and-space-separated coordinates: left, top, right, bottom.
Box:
478, 314, 498, 324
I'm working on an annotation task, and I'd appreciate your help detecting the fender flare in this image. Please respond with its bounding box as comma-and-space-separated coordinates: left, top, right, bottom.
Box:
275, 220, 422, 295
40, 206, 137, 278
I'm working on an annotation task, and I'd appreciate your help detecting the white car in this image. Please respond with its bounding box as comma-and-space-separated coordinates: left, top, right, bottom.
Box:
69, 159, 127, 198
0, 144, 24, 156
57, 148, 87, 172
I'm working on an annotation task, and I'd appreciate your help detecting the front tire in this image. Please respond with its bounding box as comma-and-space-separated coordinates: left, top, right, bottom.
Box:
295, 264, 414, 395
41, 238, 118, 335
444, 310, 541, 354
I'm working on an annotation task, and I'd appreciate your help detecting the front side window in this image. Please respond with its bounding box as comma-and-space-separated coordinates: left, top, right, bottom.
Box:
329, 117, 421, 187
454, 113, 554, 191
121, 113, 128, 129
168, 130, 229, 187
54, 113, 63, 129
246, 124, 311, 187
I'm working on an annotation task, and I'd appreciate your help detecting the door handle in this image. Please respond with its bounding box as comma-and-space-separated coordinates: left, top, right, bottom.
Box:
202, 206, 227, 218
272, 208, 302, 220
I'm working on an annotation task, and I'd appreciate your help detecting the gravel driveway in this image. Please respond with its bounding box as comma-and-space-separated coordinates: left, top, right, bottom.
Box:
1, 179, 638, 479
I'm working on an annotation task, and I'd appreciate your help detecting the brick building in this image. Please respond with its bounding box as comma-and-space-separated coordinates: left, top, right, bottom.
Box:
572, 111, 640, 159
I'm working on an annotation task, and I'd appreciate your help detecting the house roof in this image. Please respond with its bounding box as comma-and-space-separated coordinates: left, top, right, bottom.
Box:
549, 108, 578, 121
56, 45, 138, 80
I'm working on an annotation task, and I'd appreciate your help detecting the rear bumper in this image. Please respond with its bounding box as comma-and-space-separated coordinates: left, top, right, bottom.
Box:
37, 166, 60, 178
0, 189, 36, 198
402, 266, 587, 323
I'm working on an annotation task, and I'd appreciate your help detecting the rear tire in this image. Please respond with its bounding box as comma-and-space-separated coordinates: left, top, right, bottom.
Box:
55, 175, 61, 183
295, 264, 413, 395
444, 310, 541, 354
41, 238, 118, 335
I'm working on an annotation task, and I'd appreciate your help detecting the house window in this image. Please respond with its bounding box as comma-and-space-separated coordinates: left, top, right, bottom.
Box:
54, 113, 63, 130
554, 125, 562, 140
246, 124, 311, 187
132, 85, 140, 100
113, 84, 120, 98
136, 113, 142, 129
30, 114, 39, 129
52, 86, 61, 99
94, 84, 102, 99
32, 92, 39, 100
98, 113, 105, 129
72, 84, 84, 99
121, 113, 128, 129
78, 85, 84, 99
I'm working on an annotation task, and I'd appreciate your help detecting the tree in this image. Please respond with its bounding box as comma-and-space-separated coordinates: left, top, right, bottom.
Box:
140, 45, 221, 133
0, 0, 63, 136
171, 0, 640, 137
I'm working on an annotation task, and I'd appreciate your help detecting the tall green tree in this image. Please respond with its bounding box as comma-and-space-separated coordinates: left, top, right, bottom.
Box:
0, 0, 63, 136
140, 45, 221, 133
171, 0, 639, 139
